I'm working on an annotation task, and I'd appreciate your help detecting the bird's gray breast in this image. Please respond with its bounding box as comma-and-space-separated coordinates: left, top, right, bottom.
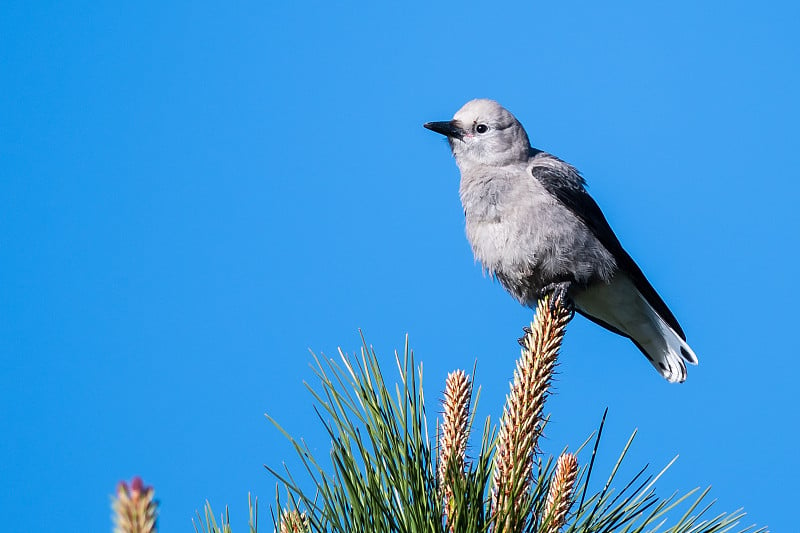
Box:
459, 166, 615, 305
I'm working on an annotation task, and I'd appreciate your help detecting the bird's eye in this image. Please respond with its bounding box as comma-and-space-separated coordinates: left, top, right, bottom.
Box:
476, 124, 489, 134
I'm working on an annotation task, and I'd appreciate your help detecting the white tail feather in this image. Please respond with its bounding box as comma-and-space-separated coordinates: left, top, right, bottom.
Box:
572, 274, 699, 383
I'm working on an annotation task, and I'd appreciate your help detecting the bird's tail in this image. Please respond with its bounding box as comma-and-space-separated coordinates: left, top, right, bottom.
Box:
573, 274, 698, 383
633, 310, 698, 383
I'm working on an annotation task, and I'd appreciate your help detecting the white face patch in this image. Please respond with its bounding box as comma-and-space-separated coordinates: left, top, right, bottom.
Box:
449, 99, 531, 167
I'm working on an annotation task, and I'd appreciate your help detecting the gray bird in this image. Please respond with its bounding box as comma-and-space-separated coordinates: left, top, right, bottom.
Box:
424, 99, 698, 382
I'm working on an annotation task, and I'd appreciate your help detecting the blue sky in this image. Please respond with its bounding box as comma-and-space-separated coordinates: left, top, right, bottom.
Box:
2, 1, 798, 531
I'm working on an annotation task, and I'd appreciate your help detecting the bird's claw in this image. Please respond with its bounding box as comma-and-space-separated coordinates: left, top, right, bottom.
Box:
541, 282, 575, 317
517, 326, 533, 348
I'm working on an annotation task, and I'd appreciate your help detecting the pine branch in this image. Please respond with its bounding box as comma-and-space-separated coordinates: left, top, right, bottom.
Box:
492, 296, 572, 532
279, 510, 309, 533
438, 370, 473, 527
541, 453, 578, 533
112, 477, 158, 533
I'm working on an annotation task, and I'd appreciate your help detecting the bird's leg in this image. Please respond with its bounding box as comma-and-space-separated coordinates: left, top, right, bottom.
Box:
540, 281, 575, 316
519, 282, 575, 347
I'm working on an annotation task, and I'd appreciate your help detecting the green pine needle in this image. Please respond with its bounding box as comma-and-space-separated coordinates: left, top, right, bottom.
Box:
261, 334, 762, 533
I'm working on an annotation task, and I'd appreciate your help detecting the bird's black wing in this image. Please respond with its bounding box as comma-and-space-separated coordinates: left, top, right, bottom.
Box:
530, 154, 686, 339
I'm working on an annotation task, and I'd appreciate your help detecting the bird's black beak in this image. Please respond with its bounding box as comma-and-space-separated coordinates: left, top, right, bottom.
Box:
424, 120, 464, 141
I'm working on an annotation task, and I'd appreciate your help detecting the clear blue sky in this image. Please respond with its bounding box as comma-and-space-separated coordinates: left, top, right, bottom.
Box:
2, 1, 798, 531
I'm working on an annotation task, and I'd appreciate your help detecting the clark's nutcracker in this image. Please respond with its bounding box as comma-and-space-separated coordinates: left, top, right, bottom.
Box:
424, 99, 698, 383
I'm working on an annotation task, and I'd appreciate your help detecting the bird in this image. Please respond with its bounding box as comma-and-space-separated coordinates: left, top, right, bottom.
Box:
424, 98, 698, 383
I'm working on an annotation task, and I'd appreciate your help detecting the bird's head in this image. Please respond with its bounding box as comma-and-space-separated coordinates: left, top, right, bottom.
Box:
424, 99, 532, 167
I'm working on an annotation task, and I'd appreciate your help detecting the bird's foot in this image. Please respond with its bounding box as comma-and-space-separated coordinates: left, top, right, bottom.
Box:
520, 283, 575, 347
517, 326, 532, 348
540, 281, 575, 317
